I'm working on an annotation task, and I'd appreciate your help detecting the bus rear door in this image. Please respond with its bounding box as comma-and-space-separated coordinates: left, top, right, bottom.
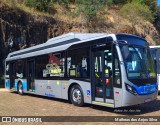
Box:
27, 59, 35, 92
9, 62, 16, 89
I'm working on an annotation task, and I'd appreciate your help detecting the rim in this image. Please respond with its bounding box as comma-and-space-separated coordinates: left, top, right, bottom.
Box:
18, 84, 23, 94
72, 89, 82, 104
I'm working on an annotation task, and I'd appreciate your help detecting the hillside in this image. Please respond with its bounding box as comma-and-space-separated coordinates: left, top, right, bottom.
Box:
0, 0, 160, 79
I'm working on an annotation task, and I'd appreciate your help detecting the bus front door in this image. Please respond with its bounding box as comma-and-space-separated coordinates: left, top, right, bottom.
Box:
10, 62, 16, 89
27, 60, 35, 92
92, 47, 114, 106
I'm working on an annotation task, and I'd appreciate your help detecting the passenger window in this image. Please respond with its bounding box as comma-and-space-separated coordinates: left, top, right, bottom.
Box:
6, 62, 9, 76
36, 52, 65, 78
16, 60, 26, 78
48, 53, 65, 77
67, 48, 90, 78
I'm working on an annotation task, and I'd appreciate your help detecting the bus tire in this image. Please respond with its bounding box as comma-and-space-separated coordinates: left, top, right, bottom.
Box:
18, 82, 24, 95
70, 85, 84, 107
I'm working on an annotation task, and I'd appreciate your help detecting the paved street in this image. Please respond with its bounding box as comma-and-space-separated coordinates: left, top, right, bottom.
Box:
0, 89, 160, 125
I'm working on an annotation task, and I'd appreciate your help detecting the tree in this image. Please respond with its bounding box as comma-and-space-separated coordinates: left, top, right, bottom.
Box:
58, 0, 75, 4
25, 0, 55, 12
74, 0, 112, 31
139, 0, 157, 13
155, 6, 160, 31
113, 0, 128, 5
120, 1, 154, 33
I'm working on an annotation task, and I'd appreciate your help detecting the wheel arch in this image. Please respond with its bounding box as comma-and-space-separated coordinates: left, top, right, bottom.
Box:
17, 80, 23, 90
17, 79, 25, 95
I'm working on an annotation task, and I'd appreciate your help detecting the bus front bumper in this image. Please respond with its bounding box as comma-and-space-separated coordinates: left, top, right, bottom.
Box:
122, 90, 158, 107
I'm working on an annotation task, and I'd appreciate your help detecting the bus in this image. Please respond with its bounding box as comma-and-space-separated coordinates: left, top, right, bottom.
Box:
5, 33, 158, 108
150, 46, 160, 92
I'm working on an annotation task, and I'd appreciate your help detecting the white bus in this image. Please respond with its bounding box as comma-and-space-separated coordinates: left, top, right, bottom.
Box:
5, 33, 158, 108
150, 46, 160, 91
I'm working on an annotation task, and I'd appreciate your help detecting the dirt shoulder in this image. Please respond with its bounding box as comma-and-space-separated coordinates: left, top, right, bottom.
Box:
0, 90, 160, 124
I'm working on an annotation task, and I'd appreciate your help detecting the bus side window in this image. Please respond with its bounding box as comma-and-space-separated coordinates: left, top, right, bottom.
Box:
36, 52, 65, 78
16, 60, 25, 78
67, 48, 90, 78
6, 62, 10, 79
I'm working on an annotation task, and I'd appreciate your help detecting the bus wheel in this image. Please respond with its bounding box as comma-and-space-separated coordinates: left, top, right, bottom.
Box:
18, 82, 23, 95
70, 85, 84, 106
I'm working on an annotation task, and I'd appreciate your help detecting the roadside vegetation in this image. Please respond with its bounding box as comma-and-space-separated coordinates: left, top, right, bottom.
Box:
0, 0, 160, 83
2, 0, 160, 38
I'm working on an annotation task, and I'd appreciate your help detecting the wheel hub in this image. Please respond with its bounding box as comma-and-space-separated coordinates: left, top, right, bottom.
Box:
72, 89, 81, 104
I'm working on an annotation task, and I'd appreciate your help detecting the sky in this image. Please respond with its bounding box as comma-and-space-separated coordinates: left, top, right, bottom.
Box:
158, 0, 160, 6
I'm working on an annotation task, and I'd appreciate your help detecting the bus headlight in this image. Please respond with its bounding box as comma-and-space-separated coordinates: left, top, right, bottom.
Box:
125, 83, 137, 95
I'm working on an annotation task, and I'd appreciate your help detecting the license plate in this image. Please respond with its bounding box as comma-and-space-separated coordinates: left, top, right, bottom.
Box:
145, 98, 151, 102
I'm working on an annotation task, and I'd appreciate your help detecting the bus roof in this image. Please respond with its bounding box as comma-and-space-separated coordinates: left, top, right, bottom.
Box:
7, 32, 115, 61
46, 32, 107, 43
116, 33, 145, 40
6, 33, 145, 61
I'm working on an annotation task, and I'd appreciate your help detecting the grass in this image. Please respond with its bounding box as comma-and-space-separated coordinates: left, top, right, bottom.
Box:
15, 3, 53, 18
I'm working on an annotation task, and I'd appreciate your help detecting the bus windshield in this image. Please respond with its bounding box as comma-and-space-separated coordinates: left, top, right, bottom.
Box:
120, 45, 156, 79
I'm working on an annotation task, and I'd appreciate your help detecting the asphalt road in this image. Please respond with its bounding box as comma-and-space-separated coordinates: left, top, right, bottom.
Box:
0, 89, 160, 125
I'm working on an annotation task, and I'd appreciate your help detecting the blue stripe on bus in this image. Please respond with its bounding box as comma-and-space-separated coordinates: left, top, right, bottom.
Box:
5, 80, 10, 89
5, 80, 32, 91
133, 83, 158, 95
34, 85, 36, 91
15, 81, 27, 91
22, 82, 27, 91
15, 82, 18, 89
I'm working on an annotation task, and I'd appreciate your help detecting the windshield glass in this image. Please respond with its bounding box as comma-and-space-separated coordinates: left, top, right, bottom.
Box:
120, 45, 156, 79
150, 48, 156, 60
